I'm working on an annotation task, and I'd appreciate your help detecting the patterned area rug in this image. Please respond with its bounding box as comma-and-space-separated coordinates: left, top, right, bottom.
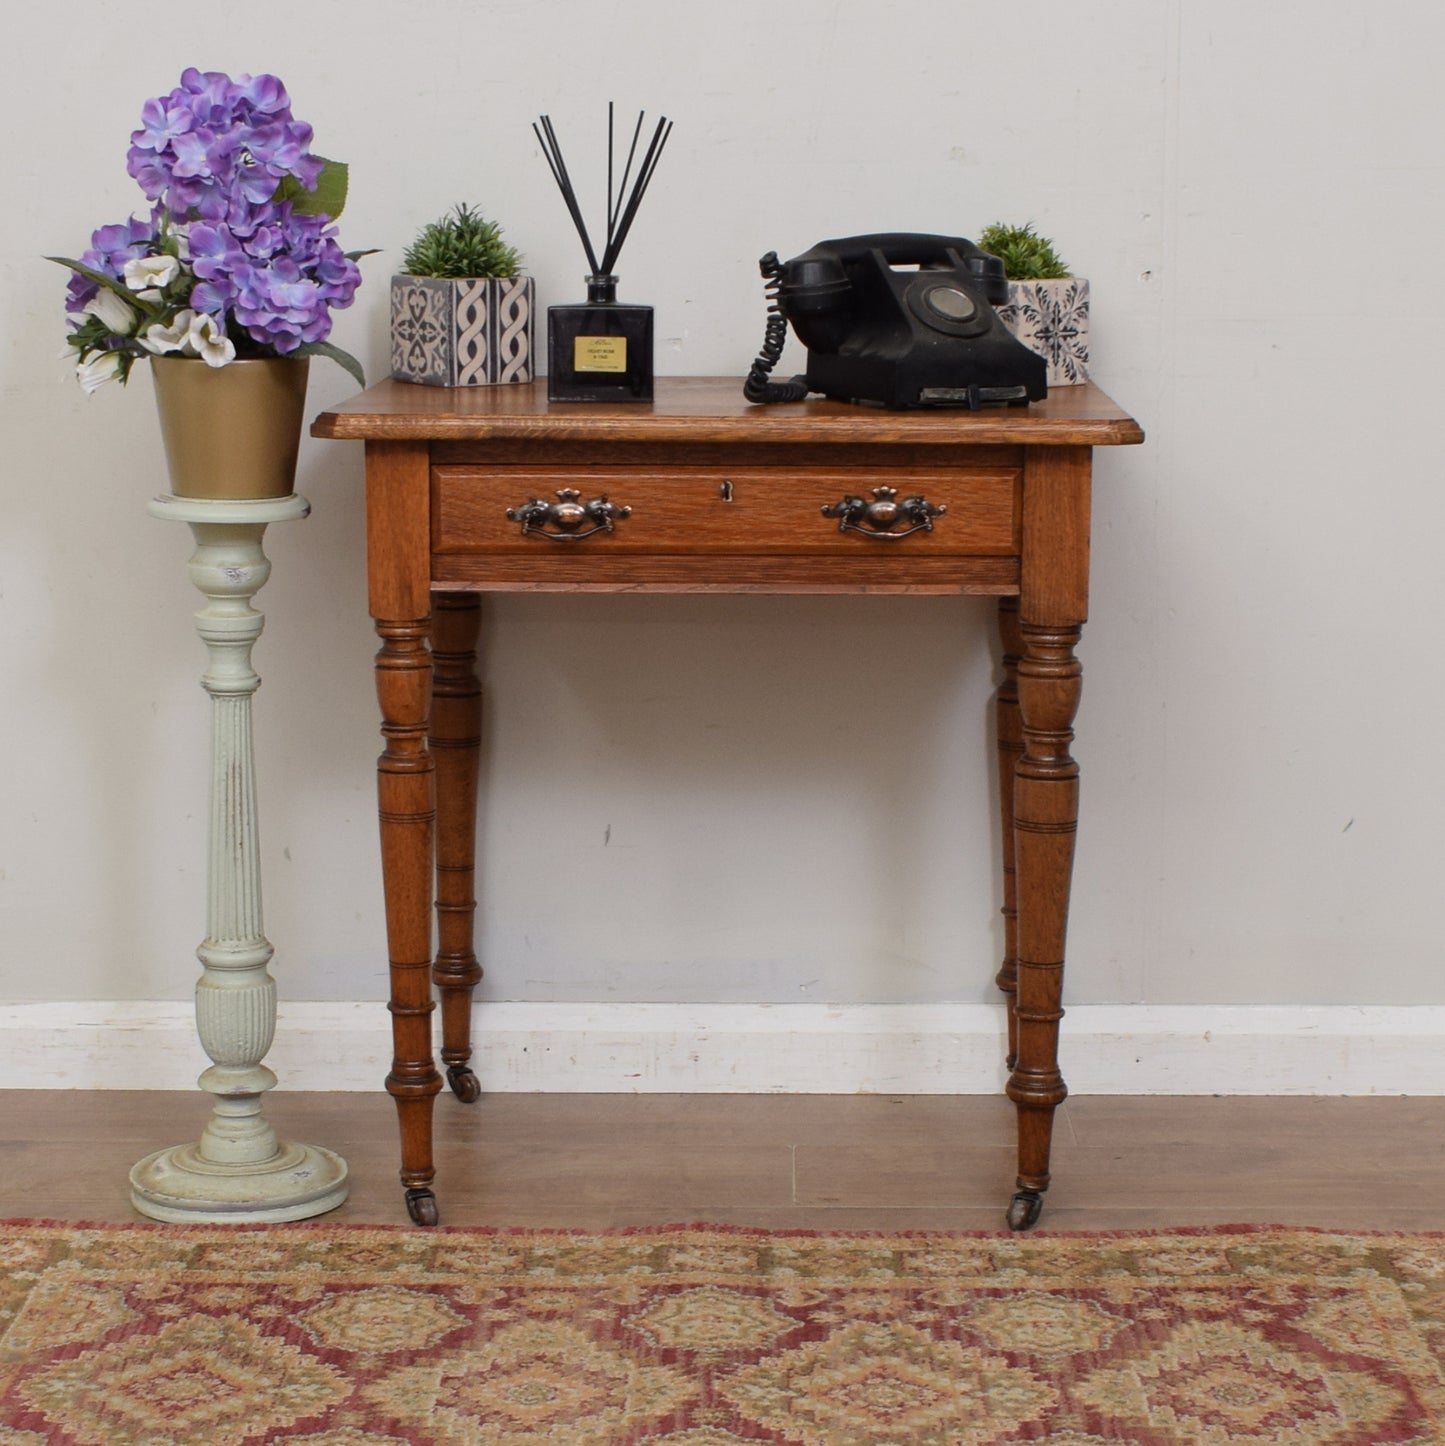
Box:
1, 1222, 1443, 1444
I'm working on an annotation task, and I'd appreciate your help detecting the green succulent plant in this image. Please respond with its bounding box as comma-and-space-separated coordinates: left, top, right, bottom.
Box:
977, 221, 1070, 281
401, 203, 523, 279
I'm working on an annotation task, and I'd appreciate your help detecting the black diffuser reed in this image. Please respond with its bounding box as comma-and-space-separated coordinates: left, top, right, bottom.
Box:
535, 106, 672, 401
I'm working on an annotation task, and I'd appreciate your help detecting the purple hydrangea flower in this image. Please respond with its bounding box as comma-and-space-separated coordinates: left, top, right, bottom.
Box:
131, 96, 194, 156
185, 221, 247, 313
177, 68, 253, 127
181, 203, 360, 351
236, 73, 291, 116
61, 70, 366, 386
127, 68, 319, 221
232, 257, 326, 352
64, 215, 158, 312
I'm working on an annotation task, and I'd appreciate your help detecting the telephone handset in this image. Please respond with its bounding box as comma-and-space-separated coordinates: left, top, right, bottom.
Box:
743, 232, 1046, 410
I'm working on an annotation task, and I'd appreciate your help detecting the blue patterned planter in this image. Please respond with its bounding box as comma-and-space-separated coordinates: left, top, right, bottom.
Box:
996, 277, 1089, 386
390, 275, 535, 386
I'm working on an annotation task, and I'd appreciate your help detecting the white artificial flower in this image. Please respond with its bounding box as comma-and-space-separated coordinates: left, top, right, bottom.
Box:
81, 289, 137, 336
123, 254, 180, 292
141, 309, 196, 355
187, 312, 236, 368
134, 289, 163, 305
77, 351, 123, 394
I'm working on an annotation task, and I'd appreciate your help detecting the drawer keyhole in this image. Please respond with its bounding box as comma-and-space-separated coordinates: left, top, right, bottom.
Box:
719, 480, 734, 503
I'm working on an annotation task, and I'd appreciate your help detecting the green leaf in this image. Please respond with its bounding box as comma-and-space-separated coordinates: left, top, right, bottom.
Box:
294, 340, 366, 389
976, 222, 1069, 281
46, 255, 170, 324
278, 157, 349, 219
400, 203, 522, 278
345, 248, 382, 262
46, 255, 139, 303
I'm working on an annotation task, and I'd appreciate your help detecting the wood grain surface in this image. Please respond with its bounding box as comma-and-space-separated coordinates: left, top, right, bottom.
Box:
4, 1092, 1439, 1232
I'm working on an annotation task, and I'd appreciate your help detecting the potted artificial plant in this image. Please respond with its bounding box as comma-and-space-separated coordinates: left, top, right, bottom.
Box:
978, 222, 1089, 386
391, 204, 533, 386
51, 67, 368, 499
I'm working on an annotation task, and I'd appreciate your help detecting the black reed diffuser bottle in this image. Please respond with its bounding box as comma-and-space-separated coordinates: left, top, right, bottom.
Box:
534, 106, 672, 402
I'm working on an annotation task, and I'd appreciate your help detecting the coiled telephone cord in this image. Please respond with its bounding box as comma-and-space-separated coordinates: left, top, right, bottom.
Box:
743, 252, 811, 403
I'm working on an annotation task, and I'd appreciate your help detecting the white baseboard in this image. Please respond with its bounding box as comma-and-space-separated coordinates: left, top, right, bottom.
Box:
3, 1001, 1445, 1095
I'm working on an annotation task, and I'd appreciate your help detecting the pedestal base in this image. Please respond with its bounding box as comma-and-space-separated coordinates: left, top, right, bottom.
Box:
130, 1139, 349, 1224
136, 489, 347, 1225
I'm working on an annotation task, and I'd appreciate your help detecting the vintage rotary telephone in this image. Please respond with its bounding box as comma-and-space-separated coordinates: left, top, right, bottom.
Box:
743, 232, 1047, 410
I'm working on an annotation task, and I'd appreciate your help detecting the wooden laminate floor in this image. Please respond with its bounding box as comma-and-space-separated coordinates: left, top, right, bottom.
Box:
2, 1092, 1441, 1233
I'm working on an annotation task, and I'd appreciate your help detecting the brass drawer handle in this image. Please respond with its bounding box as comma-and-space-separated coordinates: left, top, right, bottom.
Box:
822, 485, 946, 540
506, 488, 632, 541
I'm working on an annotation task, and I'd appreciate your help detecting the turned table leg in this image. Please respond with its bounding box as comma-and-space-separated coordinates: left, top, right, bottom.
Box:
1005, 623, 1081, 1230
431, 592, 484, 1104
994, 598, 1024, 1074
130, 494, 348, 1223
375, 613, 443, 1226
1004, 445, 1091, 1231
366, 440, 443, 1225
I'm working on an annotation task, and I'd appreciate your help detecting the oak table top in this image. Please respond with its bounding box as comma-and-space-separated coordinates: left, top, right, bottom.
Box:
313, 375, 1144, 447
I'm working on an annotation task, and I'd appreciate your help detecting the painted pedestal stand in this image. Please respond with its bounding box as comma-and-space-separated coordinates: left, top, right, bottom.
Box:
130, 493, 349, 1223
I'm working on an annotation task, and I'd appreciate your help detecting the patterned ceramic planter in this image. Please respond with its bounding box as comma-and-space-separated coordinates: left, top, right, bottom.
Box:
390, 274, 535, 386
996, 277, 1089, 386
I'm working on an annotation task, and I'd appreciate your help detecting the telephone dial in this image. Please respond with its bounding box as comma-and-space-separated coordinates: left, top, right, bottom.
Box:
743, 232, 1046, 411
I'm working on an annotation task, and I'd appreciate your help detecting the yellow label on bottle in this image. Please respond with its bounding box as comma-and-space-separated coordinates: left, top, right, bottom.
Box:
575, 336, 627, 373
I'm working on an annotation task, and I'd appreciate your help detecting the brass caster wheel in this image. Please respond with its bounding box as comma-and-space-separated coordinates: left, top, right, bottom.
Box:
1007, 1190, 1043, 1231
406, 1188, 440, 1227
446, 1064, 481, 1103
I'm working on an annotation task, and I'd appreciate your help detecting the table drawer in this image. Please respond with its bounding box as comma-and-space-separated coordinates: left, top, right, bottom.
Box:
433, 465, 1020, 556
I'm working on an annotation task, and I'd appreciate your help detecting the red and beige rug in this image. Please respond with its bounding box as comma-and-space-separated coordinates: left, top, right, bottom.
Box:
1, 1221, 1443, 1444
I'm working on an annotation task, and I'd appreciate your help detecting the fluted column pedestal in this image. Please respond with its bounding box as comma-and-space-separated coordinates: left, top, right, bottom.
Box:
130, 493, 348, 1223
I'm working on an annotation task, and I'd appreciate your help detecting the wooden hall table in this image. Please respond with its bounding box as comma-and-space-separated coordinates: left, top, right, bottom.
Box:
313, 377, 1144, 1229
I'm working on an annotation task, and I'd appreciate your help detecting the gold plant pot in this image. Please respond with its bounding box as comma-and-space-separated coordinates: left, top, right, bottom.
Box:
152, 355, 311, 500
